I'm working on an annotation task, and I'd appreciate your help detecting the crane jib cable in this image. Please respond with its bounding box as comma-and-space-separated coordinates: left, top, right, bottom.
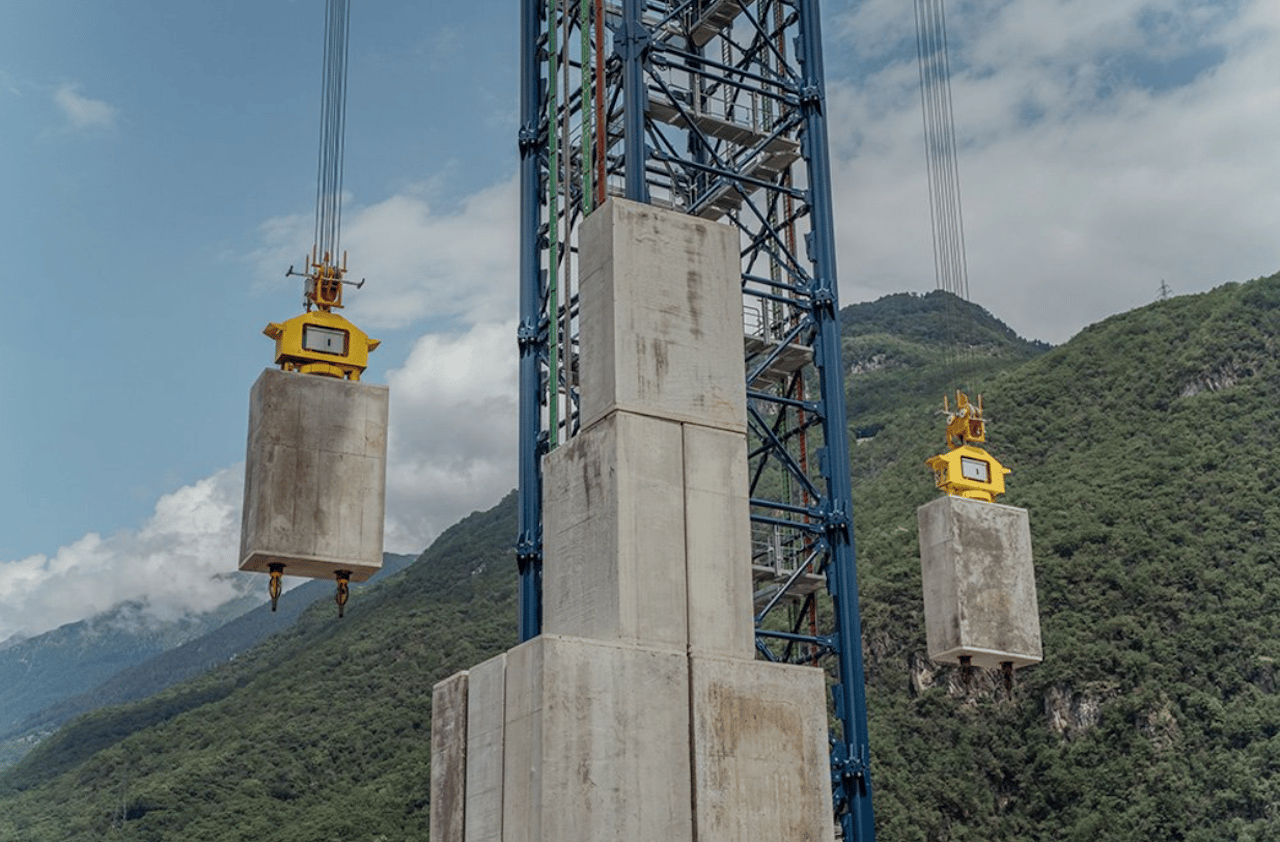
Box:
914, 0, 973, 391
315, 0, 351, 268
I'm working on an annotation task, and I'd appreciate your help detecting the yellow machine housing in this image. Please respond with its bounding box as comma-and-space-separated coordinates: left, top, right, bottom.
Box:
264, 309, 380, 381
926, 391, 1010, 503
926, 444, 1009, 502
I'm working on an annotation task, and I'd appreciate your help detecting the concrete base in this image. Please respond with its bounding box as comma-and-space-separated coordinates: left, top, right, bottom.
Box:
430, 671, 469, 842
432, 636, 834, 842
579, 198, 746, 434
239, 368, 388, 581
918, 495, 1042, 669
466, 655, 507, 842
542, 411, 753, 658
690, 655, 835, 842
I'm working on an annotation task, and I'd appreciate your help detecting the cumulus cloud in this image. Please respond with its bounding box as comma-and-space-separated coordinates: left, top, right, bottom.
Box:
0, 468, 247, 641
382, 320, 519, 552
251, 177, 518, 332
53, 82, 116, 130
828, 0, 1280, 343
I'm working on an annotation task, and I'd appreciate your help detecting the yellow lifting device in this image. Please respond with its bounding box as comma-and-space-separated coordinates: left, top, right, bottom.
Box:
239, 0, 388, 619
265, 248, 380, 381
925, 391, 1009, 503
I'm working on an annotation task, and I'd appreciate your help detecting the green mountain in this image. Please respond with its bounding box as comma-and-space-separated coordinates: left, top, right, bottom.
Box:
2, 274, 1278, 840
0, 501, 516, 840
0, 592, 265, 737
0, 555, 416, 770
840, 290, 1050, 435
854, 275, 1280, 841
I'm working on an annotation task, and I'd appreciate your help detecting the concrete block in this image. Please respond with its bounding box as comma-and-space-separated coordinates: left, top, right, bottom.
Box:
917, 495, 1042, 669
239, 368, 388, 581
542, 412, 689, 650
579, 198, 746, 434
503, 635, 693, 842
466, 654, 506, 842
683, 424, 754, 658
430, 671, 469, 842
689, 655, 835, 842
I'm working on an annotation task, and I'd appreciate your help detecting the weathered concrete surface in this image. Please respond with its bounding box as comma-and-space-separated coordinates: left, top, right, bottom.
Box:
542, 413, 754, 657
683, 424, 754, 658
466, 654, 507, 842
240, 368, 388, 581
432, 195, 831, 842
690, 655, 834, 842
542, 411, 689, 651
502, 635, 693, 842
430, 671, 469, 842
918, 495, 1042, 669
578, 198, 746, 434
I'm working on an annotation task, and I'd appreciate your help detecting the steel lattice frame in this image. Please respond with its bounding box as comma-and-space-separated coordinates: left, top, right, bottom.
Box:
516, 1, 874, 837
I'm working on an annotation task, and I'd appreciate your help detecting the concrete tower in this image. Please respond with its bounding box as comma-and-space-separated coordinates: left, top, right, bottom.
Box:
430, 199, 834, 841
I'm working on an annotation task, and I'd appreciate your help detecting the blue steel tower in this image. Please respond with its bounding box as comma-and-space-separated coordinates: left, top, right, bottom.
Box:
515, 1, 874, 838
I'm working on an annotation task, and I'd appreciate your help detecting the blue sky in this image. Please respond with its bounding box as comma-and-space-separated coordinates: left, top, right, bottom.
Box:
3, 0, 1278, 639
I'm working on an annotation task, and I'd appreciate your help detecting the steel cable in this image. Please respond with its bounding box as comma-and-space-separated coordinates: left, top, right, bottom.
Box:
914, 0, 973, 390
314, 0, 351, 264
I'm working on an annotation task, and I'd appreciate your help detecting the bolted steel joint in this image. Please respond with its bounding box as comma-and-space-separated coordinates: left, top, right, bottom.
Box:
516, 320, 540, 349
517, 125, 540, 151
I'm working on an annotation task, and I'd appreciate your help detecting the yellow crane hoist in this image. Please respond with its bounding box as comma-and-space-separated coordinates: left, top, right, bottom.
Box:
238, 0, 388, 619
265, 247, 380, 381
924, 391, 1009, 503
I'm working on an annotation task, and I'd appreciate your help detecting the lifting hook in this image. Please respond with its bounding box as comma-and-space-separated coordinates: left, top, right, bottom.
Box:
334, 569, 352, 618
268, 563, 285, 612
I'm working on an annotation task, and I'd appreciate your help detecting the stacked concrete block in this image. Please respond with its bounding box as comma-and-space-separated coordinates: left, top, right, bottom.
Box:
464, 655, 506, 842
918, 495, 1042, 669
690, 655, 835, 842
430, 672, 469, 842
239, 367, 388, 581
429, 199, 832, 841
578, 197, 747, 433
541, 411, 689, 650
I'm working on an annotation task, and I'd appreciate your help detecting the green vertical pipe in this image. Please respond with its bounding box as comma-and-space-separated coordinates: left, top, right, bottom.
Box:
547, 0, 560, 448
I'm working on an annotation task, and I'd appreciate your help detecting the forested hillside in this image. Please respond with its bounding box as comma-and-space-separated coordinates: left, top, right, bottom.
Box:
855, 275, 1280, 840
0, 554, 417, 770
1, 275, 1277, 841
0, 504, 517, 840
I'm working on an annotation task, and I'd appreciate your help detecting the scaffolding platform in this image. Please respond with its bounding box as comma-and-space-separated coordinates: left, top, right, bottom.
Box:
744, 332, 813, 384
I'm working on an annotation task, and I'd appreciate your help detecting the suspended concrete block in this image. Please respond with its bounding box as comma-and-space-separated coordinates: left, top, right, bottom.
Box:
917, 495, 1042, 669
239, 368, 389, 581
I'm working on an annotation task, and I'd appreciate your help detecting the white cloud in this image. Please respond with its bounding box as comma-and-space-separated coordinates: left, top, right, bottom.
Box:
382, 320, 518, 552
0, 468, 246, 640
251, 177, 518, 332
829, 0, 1280, 343
53, 83, 116, 130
